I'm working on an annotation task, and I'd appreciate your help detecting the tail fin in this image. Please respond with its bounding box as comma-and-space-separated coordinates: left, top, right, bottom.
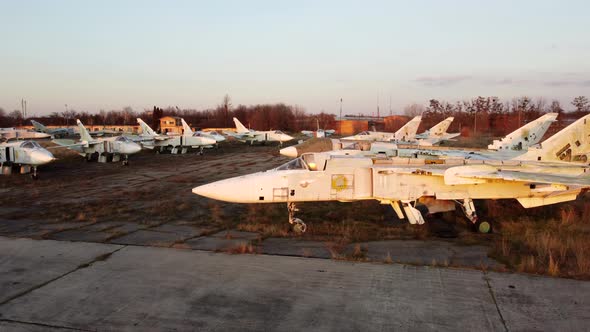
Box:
427, 117, 454, 138
518, 113, 590, 163
31, 120, 47, 133
180, 118, 194, 136
76, 119, 92, 142
395, 116, 422, 141
233, 117, 250, 133
488, 113, 558, 151
137, 118, 157, 136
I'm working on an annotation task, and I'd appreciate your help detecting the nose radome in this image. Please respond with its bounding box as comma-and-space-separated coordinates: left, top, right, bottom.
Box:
280, 146, 298, 158
129, 143, 141, 154
31, 150, 55, 165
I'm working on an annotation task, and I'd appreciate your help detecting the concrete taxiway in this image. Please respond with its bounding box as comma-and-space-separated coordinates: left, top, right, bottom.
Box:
0, 236, 588, 331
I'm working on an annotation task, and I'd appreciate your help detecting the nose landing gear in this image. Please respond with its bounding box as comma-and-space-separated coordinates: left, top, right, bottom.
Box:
287, 202, 307, 233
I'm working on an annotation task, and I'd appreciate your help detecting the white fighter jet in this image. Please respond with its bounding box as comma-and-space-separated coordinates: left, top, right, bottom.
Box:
225, 117, 294, 145
31, 120, 75, 138
0, 128, 50, 140
52, 119, 141, 165
301, 119, 336, 138
414, 117, 460, 146
342, 116, 422, 142
280, 112, 560, 159
193, 114, 590, 234
1, 140, 55, 179
180, 119, 226, 146
136, 118, 216, 154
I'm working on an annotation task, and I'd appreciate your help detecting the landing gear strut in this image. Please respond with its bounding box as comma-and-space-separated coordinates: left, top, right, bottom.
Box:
457, 198, 491, 233
31, 166, 39, 180
199, 147, 204, 155
287, 202, 306, 233
122, 155, 129, 166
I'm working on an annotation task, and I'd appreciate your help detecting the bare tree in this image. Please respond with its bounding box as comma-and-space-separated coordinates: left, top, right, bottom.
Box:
572, 96, 589, 113
403, 103, 425, 117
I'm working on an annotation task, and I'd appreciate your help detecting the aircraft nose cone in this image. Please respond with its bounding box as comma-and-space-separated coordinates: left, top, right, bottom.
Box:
204, 137, 217, 145
215, 136, 226, 142
192, 176, 254, 203
123, 143, 141, 154
282, 134, 293, 142
279, 146, 298, 158
31, 150, 55, 165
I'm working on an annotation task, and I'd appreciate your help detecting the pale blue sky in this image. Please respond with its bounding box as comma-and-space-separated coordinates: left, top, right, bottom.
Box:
1, 0, 589, 115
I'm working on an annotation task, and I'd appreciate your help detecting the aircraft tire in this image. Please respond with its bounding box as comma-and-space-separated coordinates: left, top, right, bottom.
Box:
474, 220, 492, 234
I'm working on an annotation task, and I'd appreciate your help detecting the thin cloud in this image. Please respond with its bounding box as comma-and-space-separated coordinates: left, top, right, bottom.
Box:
414, 75, 472, 87
545, 79, 590, 87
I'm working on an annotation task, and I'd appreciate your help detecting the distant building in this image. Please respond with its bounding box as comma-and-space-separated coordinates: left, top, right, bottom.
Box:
336, 115, 387, 135
159, 116, 183, 134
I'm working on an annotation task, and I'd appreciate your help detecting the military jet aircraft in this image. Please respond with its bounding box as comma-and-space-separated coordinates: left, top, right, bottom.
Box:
52, 119, 141, 165
280, 112, 560, 159
225, 117, 294, 145
0, 128, 50, 140
180, 119, 226, 146
136, 118, 216, 154
341, 116, 422, 142
194, 114, 590, 234
31, 120, 75, 138
414, 117, 460, 146
301, 119, 335, 138
0, 140, 55, 179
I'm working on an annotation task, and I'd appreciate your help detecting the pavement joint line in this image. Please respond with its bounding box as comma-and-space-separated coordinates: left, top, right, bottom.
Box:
483, 271, 509, 332
0, 318, 91, 332
0, 245, 127, 307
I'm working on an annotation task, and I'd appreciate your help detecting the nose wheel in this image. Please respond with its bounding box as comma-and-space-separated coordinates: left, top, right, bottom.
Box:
31, 166, 39, 180
288, 202, 307, 233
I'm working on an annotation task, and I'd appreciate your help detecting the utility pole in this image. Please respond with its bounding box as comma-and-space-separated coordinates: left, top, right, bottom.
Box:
339, 98, 343, 135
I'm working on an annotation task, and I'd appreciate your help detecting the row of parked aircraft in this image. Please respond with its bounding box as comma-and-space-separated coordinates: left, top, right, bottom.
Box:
192, 112, 589, 234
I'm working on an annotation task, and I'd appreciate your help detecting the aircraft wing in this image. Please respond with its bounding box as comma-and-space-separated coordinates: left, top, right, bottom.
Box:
444, 164, 590, 187
50, 139, 101, 148
301, 131, 314, 137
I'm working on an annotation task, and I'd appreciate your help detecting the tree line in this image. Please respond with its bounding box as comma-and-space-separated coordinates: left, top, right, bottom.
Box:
1, 95, 588, 136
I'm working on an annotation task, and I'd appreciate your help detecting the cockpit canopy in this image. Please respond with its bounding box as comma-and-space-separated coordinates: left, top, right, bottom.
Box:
275, 158, 308, 171
357, 131, 370, 135
115, 136, 132, 143
274, 130, 284, 134
274, 153, 325, 172
20, 141, 42, 149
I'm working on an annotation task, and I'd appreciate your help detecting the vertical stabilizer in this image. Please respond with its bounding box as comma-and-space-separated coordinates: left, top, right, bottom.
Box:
31, 120, 47, 133
137, 118, 158, 136
233, 117, 250, 134
181, 118, 194, 136
488, 113, 558, 151
426, 117, 454, 138
394, 116, 422, 141
76, 119, 92, 142
517, 113, 590, 163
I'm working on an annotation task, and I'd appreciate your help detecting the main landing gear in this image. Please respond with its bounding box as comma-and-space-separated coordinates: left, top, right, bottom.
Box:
389, 198, 492, 234
456, 198, 491, 234
287, 202, 307, 233
122, 155, 129, 166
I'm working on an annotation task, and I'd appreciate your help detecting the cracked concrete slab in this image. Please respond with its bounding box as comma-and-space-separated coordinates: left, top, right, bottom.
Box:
0, 237, 121, 304
343, 240, 502, 269
260, 238, 333, 259
487, 271, 590, 331
183, 236, 252, 251
0, 237, 588, 331
109, 229, 181, 247
210, 230, 261, 240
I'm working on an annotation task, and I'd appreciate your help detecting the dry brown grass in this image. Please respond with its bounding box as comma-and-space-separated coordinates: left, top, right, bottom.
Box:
225, 242, 257, 254
490, 212, 590, 279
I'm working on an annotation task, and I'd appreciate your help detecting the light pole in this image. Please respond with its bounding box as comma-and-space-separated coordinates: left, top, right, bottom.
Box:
339, 98, 342, 135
